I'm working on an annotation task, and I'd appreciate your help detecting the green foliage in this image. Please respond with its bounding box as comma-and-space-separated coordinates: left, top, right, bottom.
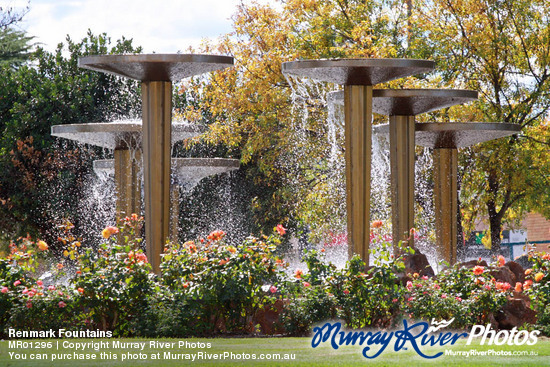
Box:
0, 27, 33, 66
525, 248, 550, 335
0, 225, 548, 337
0, 30, 141, 245
280, 235, 408, 334
71, 216, 153, 336
160, 229, 284, 335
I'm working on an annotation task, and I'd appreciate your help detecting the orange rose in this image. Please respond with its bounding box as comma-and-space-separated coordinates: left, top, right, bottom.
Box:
102, 226, 119, 239
371, 220, 383, 229
535, 272, 545, 282
37, 240, 49, 251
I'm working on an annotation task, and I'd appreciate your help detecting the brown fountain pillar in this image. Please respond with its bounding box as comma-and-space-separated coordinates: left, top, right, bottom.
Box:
344, 85, 373, 261
142, 81, 172, 272
114, 148, 142, 219
433, 148, 458, 264
389, 115, 416, 249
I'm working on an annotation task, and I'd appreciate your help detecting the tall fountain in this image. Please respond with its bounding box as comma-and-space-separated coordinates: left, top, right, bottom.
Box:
282, 59, 434, 264
53, 54, 234, 272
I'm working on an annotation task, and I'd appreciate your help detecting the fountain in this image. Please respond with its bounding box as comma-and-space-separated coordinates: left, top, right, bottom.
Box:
283, 59, 435, 264
91, 157, 240, 241
52, 121, 204, 219
52, 54, 234, 272
372, 122, 521, 263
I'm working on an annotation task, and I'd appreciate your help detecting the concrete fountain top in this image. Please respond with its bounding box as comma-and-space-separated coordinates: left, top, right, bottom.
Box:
374, 122, 521, 148
415, 122, 522, 148
329, 89, 478, 115
78, 54, 234, 81
282, 58, 434, 85
371, 89, 478, 116
51, 121, 204, 149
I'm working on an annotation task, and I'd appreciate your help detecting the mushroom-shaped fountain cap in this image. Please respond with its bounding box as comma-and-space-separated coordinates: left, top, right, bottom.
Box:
79, 54, 234, 81
282, 58, 434, 85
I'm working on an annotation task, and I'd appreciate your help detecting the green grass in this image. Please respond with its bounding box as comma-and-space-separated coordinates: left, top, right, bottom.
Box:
1, 336, 549, 366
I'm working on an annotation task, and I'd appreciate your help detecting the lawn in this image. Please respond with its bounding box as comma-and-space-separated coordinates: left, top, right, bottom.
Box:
1, 336, 549, 367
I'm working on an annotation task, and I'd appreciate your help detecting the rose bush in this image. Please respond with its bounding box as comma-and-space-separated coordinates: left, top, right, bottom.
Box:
402, 261, 511, 328
524, 247, 550, 334
0, 218, 549, 337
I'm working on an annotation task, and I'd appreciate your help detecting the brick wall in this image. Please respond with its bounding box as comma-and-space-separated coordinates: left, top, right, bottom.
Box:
523, 212, 550, 253
523, 212, 550, 242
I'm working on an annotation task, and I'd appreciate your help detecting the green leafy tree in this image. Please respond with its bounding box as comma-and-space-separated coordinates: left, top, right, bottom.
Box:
0, 31, 142, 247
0, 27, 34, 66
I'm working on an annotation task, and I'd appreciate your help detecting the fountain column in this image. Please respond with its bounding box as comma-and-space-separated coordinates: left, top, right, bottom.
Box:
389, 115, 416, 248
344, 85, 373, 261
433, 148, 458, 263
78, 54, 234, 272
371, 89, 478, 251
142, 81, 172, 262
282, 59, 434, 264
114, 147, 142, 218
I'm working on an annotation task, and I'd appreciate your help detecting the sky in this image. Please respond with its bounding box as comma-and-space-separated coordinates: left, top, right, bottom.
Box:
6, 0, 271, 53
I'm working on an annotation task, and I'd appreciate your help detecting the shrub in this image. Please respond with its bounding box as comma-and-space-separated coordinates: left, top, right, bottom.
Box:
525, 248, 550, 335
160, 229, 285, 335
71, 215, 154, 336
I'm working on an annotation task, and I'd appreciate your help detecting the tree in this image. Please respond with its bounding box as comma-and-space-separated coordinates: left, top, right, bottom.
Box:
183, 0, 417, 239
187, 0, 550, 255
0, 1, 29, 28
409, 0, 550, 253
0, 27, 33, 66
0, 31, 142, 247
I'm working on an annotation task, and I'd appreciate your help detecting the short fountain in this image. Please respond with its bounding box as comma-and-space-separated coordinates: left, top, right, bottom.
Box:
372, 120, 521, 264
52, 54, 235, 272
328, 87, 521, 264
91, 156, 240, 241
52, 120, 204, 219
283, 59, 435, 264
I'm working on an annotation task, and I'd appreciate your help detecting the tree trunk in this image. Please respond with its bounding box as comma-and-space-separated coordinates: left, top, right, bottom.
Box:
488, 212, 502, 257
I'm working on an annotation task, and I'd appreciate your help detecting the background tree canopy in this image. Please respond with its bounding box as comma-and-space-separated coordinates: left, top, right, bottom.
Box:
183, 0, 550, 252
0, 30, 142, 248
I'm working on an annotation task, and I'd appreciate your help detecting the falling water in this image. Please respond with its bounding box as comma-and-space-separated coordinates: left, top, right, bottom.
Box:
284, 78, 441, 271
414, 147, 437, 270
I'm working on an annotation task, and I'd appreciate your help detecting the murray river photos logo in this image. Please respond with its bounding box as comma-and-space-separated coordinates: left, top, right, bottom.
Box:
310, 318, 540, 359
